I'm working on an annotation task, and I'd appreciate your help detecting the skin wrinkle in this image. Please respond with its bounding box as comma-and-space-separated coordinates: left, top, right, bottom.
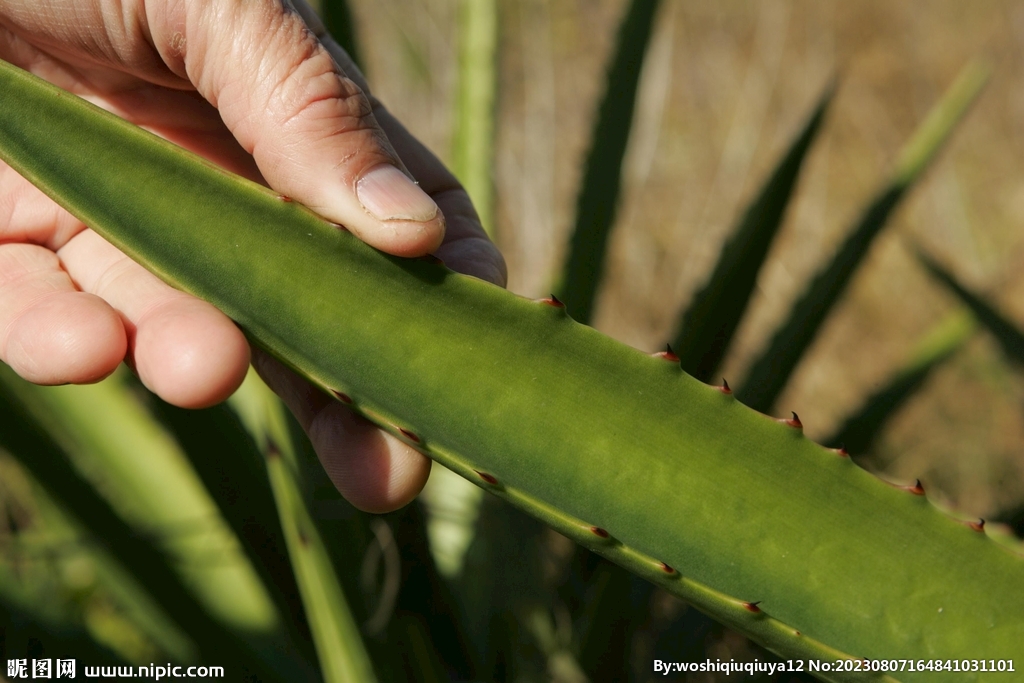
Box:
0, 1, 168, 83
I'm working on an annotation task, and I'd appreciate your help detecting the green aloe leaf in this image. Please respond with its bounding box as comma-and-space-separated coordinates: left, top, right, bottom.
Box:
0, 470, 196, 663
229, 373, 380, 683
916, 249, 1024, 366
826, 311, 975, 456
141, 392, 319, 662
737, 60, 990, 413
558, 0, 662, 324
1, 59, 1022, 680
7, 374, 278, 637
0, 367, 290, 682
452, 0, 499, 237
674, 84, 833, 382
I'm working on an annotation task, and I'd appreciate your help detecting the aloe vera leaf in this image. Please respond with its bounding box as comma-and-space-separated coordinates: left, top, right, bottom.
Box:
826, 311, 975, 456
673, 84, 833, 382
452, 0, 499, 237
736, 60, 990, 414
141, 392, 317, 656
916, 250, 1024, 366
1, 62, 1022, 681
0, 471, 193, 663
230, 374, 381, 683
557, 0, 662, 324
0, 367, 289, 681
578, 78, 834, 675
234, 374, 474, 682
5, 373, 279, 636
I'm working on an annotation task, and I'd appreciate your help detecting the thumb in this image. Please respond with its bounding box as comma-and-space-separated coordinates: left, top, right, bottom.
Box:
148, 0, 444, 256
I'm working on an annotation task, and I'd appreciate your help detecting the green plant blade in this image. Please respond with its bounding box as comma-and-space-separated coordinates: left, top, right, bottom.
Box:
230, 374, 380, 683
557, 0, 662, 324
0, 464, 195, 664
1, 60, 1022, 680
10, 374, 278, 636
0, 367, 289, 682
141, 393, 319, 661
452, 0, 499, 237
736, 60, 990, 413
916, 249, 1024, 366
674, 84, 833, 382
826, 311, 975, 456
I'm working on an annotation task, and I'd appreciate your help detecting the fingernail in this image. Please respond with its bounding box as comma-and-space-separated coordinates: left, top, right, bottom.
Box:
356, 165, 438, 222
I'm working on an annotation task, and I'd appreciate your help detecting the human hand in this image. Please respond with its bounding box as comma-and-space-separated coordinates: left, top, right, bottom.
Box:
0, 0, 506, 512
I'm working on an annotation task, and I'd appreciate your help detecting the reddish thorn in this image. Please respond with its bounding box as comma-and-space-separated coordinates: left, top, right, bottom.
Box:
659, 562, 676, 574
540, 294, 565, 308
589, 526, 610, 538
779, 412, 802, 429
968, 519, 986, 532
834, 444, 849, 457
277, 194, 293, 202
905, 479, 925, 496
475, 471, 499, 486
743, 601, 762, 613
654, 344, 680, 362
420, 254, 445, 266
793, 630, 802, 637
330, 221, 349, 232
331, 390, 353, 405
398, 428, 421, 443
718, 378, 732, 394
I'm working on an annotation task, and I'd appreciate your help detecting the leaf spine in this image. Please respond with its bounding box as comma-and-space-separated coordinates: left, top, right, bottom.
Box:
658, 562, 676, 575
475, 470, 499, 486
743, 601, 762, 613
833, 444, 849, 457
277, 194, 292, 202
539, 294, 565, 308
968, 519, 986, 532
398, 428, 421, 443
718, 378, 732, 395
331, 390, 354, 405
653, 344, 680, 362
780, 412, 803, 429
905, 479, 926, 496
589, 526, 610, 538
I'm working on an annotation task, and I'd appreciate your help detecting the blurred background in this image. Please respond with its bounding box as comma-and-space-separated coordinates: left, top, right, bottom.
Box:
352, 0, 1024, 522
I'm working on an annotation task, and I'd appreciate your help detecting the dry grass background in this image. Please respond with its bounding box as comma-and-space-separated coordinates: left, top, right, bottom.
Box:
351, 0, 1024, 524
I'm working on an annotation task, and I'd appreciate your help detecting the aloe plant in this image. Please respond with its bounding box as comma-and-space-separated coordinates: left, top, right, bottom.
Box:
1, 56, 1022, 683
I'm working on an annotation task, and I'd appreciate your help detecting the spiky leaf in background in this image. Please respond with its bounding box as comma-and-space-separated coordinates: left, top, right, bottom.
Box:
558, 0, 662, 324
736, 61, 990, 414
